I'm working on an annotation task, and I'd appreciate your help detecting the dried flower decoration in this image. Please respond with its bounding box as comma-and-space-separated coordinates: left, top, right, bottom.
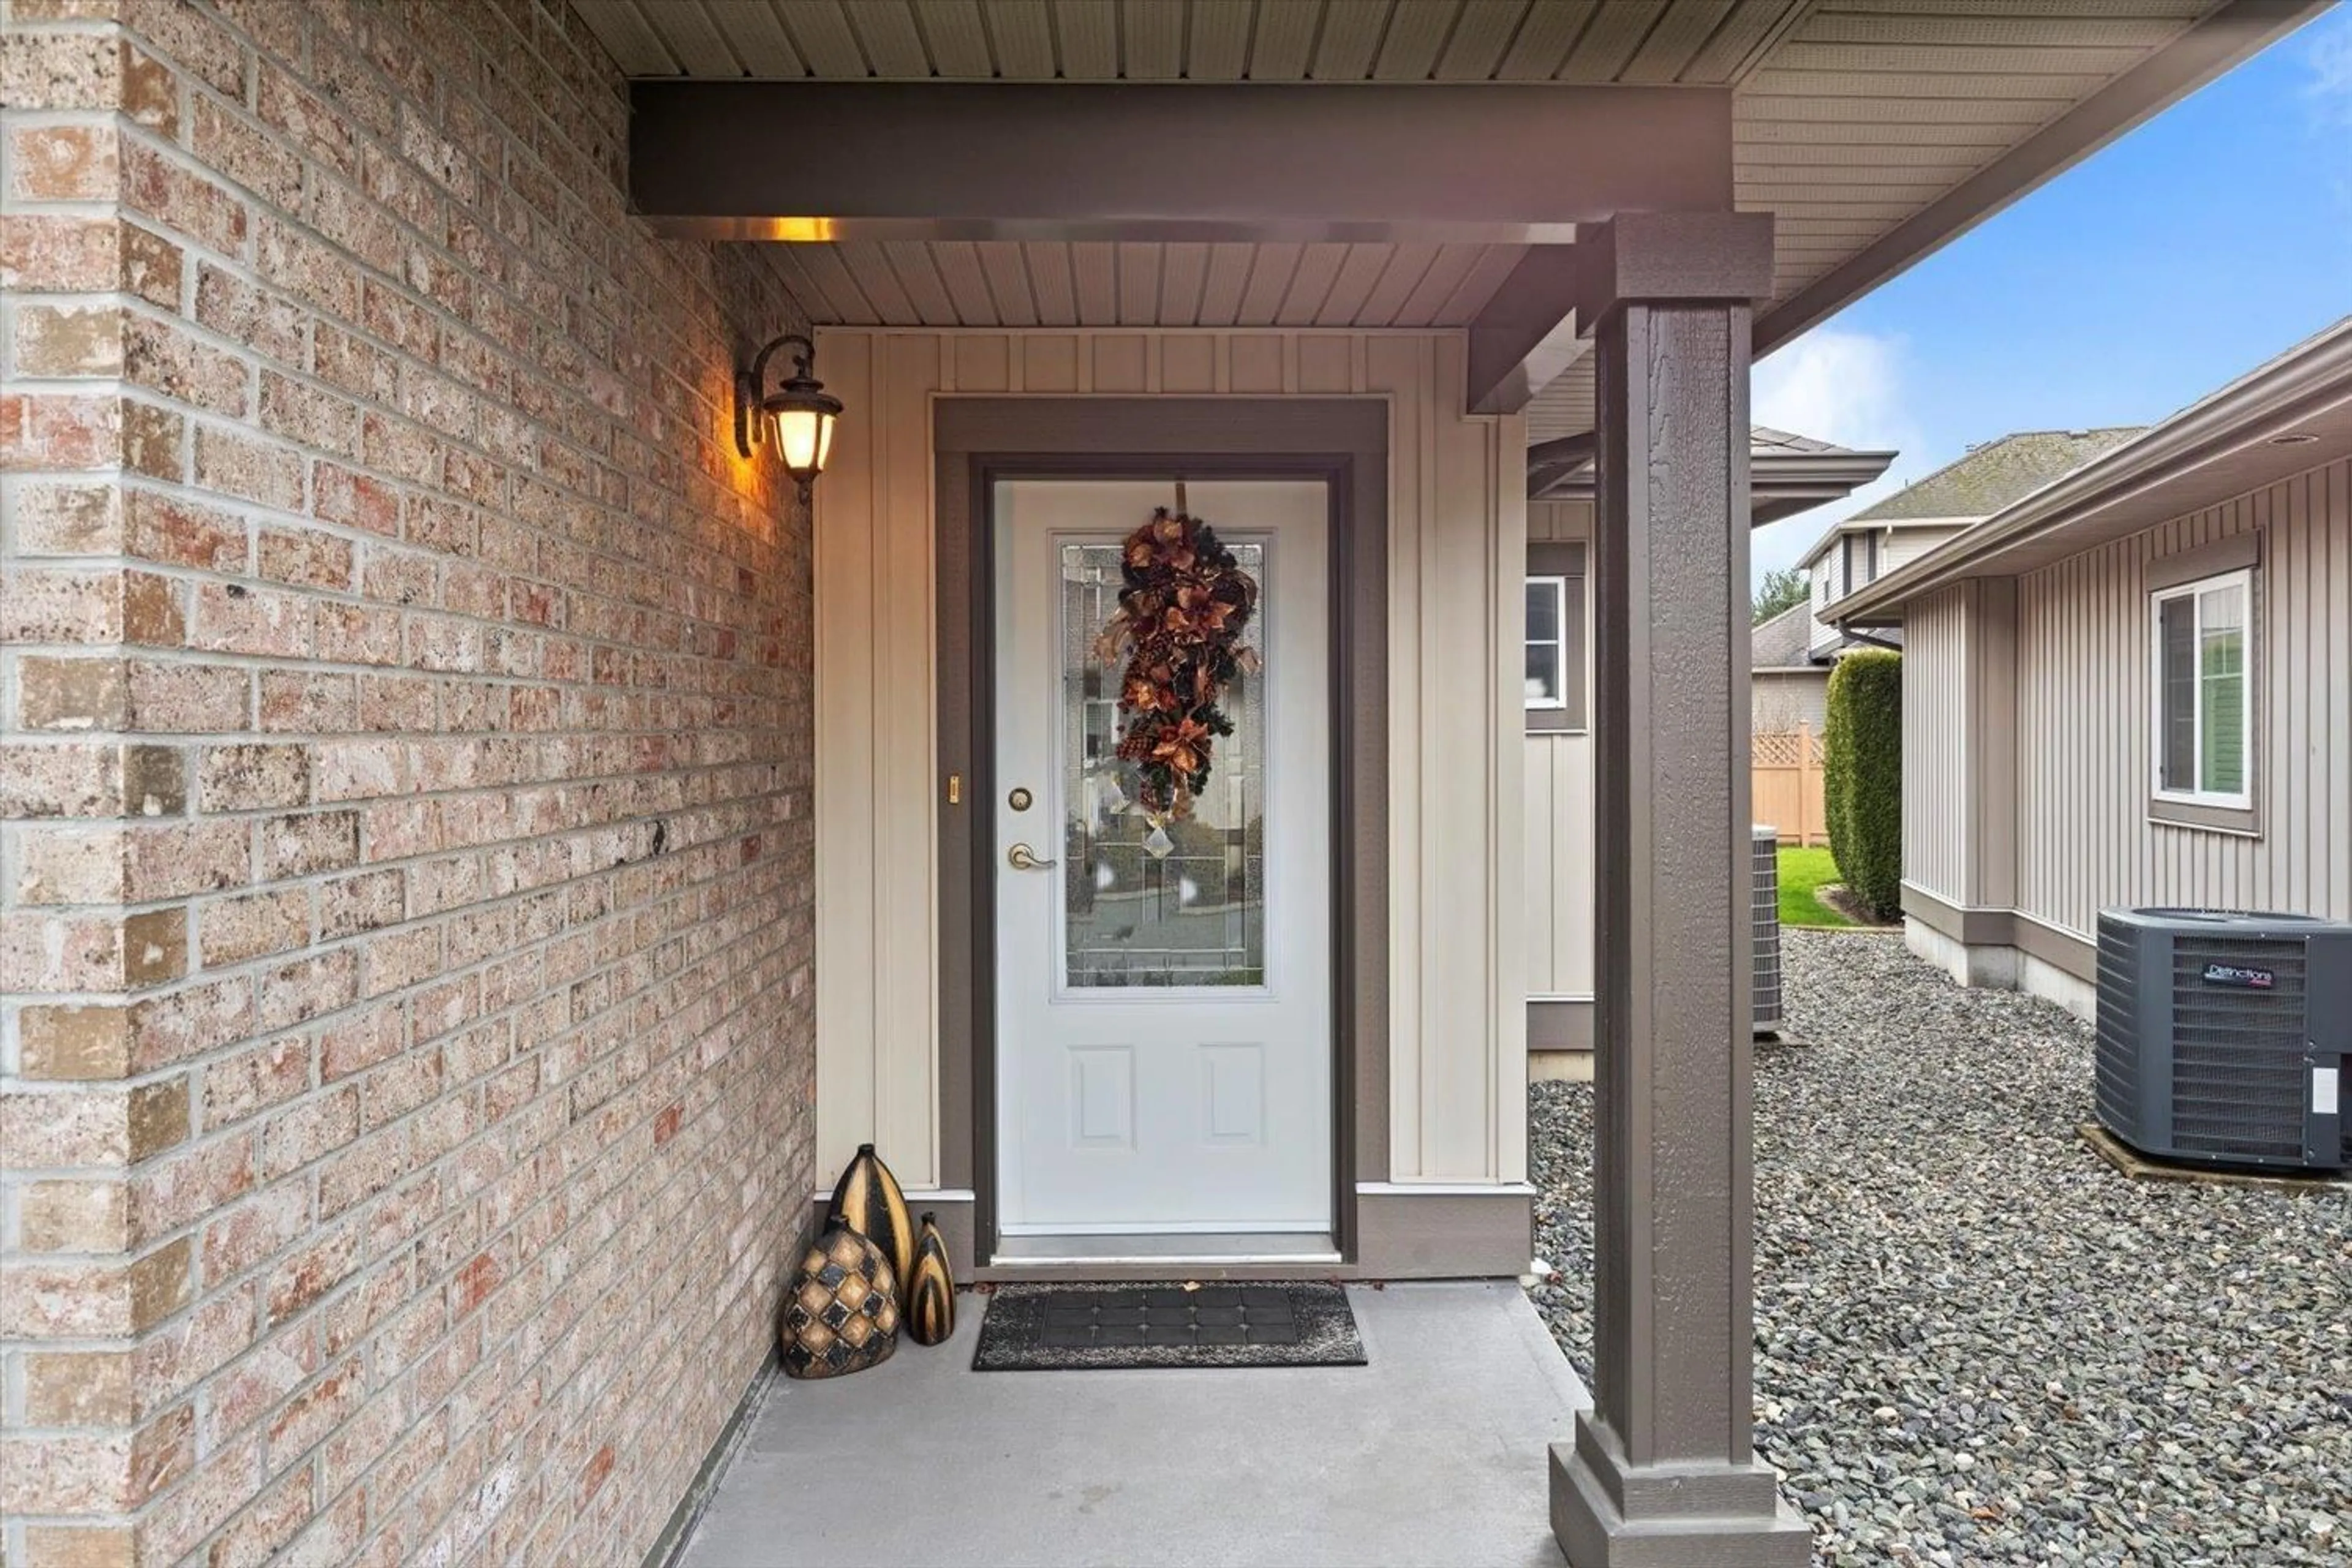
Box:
1094, 507, 1258, 820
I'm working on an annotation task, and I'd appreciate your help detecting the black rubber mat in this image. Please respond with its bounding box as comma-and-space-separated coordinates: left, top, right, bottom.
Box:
972, 1281, 1366, 1371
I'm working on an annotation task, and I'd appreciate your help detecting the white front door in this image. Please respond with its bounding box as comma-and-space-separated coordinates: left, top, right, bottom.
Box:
993, 478, 1333, 1237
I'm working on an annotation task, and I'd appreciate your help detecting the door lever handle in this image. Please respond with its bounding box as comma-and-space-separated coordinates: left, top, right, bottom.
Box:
1006, 842, 1058, 872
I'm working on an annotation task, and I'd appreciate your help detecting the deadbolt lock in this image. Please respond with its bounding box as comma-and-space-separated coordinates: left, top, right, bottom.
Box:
1008, 787, 1033, 812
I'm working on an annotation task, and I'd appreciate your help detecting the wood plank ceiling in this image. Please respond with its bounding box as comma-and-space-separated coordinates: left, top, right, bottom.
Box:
575, 0, 2223, 437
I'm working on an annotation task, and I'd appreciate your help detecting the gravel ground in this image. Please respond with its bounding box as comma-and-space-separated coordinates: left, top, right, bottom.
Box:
1529, 929, 2351, 1567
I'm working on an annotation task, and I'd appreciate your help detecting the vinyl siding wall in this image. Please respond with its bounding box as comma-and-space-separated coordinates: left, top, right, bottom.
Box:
1882, 521, 1969, 572
1752, 668, 1829, 733
813, 327, 1529, 1188
1526, 500, 1596, 1005
2014, 459, 2351, 937
1902, 585, 1973, 903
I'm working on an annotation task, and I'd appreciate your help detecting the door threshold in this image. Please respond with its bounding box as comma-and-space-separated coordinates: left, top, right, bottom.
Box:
990, 1232, 1341, 1267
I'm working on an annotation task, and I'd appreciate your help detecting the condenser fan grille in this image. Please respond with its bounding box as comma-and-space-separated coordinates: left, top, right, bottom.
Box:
2092, 918, 2141, 1138
2166, 937, 2308, 1161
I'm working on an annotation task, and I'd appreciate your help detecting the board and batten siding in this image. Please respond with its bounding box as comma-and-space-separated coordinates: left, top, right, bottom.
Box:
1526, 500, 1597, 1006
813, 328, 1529, 1191
1902, 584, 1975, 905
2014, 458, 2350, 937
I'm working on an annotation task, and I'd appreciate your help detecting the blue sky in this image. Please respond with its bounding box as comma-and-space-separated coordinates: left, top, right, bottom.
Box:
1751, 6, 2352, 586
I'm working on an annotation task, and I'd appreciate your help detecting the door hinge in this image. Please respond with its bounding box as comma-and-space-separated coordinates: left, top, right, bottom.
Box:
946, 772, 962, 805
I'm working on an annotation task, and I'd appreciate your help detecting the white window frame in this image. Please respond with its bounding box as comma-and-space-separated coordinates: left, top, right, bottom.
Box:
2149, 567, 2253, 811
1525, 573, 1569, 712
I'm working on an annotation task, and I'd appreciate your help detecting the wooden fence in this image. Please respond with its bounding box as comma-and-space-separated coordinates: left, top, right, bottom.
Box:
1753, 723, 1826, 847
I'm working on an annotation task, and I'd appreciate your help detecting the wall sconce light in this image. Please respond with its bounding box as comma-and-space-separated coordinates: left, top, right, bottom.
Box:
735, 331, 842, 499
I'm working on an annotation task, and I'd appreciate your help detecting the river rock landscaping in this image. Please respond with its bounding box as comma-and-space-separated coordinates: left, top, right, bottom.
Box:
1529, 929, 2351, 1567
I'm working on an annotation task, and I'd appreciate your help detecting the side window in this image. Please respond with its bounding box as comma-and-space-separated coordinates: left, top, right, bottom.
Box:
1526, 543, 1587, 734
2151, 568, 2252, 809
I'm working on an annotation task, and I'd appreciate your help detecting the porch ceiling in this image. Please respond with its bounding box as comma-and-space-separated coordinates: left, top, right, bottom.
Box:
754, 239, 1528, 331
579, 0, 2321, 435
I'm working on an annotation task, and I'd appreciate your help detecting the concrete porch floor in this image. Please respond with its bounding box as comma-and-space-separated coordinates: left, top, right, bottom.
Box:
677, 1282, 1588, 1568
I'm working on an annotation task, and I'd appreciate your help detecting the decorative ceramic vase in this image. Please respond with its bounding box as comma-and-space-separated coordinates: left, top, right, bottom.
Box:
907, 1212, 956, 1347
826, 1142, 914, 1308
780, 1223, 900, 1379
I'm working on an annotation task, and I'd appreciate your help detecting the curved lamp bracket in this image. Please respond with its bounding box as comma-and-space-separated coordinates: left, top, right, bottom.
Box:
733, 331, 818, 460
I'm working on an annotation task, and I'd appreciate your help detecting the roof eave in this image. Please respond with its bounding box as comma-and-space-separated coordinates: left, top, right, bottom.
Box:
1835, 318, 2352, 625
1538, 446, 1895, 520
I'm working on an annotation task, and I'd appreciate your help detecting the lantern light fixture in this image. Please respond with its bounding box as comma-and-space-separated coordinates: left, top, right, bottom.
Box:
734, 331, 843, 498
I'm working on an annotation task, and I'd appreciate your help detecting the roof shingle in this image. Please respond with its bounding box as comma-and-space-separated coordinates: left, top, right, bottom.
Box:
1851, 428, 2145, 522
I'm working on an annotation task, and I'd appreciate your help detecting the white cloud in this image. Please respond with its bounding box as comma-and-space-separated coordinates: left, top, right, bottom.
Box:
2301, 9, 2352, 228
1748, 328, 1924, 589
2305, 7, 2352, 123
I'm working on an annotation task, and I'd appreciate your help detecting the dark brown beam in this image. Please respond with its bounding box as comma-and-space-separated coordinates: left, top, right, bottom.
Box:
1465, 247, 1585, 415
1754, 0, 2327, 356
630, 83, 1734, 243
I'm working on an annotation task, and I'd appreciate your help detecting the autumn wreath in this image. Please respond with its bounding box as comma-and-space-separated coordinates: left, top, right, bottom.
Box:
1093, 507, 1259, 820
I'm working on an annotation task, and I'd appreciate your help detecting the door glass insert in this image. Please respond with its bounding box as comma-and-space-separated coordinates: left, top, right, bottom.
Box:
1060, 539, 1267, 989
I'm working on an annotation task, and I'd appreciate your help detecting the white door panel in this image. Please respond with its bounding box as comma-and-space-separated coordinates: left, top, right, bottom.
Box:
993, 479, 1333, 1235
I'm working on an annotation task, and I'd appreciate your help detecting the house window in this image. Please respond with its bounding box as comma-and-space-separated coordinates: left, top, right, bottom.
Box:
1526, 576, 1568, 709
1526, 542, 1586, 734
2151, 569, 2252, 808
1839, 530, 1879, 596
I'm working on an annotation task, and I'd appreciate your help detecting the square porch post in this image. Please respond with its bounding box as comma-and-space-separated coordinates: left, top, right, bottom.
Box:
1551, 213, 1812, 1567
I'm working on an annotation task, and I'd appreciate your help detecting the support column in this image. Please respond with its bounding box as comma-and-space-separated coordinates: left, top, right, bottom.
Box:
1551, 214, 1812, 1567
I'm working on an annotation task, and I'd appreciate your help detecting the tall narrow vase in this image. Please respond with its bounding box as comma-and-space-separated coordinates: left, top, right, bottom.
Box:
826, 1143, 914, 1309
907, 1212, 956, 1346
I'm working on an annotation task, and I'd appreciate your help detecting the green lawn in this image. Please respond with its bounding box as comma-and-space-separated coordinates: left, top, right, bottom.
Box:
1776, 845, 1854, 929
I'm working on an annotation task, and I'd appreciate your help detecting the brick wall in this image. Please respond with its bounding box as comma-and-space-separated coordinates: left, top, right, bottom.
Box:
2, 2, 817, 1562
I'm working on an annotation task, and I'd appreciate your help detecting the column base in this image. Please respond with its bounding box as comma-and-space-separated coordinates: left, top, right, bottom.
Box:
1551, 1415, 1812, 1568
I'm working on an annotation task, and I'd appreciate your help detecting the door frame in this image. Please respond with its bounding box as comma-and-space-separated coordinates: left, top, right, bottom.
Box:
933, 398, 1389, 1268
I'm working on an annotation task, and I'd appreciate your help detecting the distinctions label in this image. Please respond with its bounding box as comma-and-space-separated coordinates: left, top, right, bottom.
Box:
2199, 961, 2275, 989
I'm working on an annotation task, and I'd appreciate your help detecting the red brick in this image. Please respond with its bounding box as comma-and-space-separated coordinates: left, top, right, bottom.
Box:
120, 141, 248, 257
7, 123, 120, 202
1, 213, 119, 292
123, 314, 251, 416
127, 489, 249, 571
451, 1251, 500, 1320
197, 743, 308, 812
259, 810, 359, 878
198, 889, 308, 967
13, 304, 124, 377
257, 526, 353, 589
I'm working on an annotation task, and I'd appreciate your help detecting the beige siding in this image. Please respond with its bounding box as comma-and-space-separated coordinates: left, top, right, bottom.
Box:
1902, 584, 1975, 902
2014, 458, 2351, 937
1525, 500, 1597, 1004
1882, 521, 1969, 570
815, 328, 1529, 1188
1752, 669, 1830, 733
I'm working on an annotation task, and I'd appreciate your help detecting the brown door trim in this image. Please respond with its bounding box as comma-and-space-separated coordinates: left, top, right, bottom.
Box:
933, 398, 1388, 1266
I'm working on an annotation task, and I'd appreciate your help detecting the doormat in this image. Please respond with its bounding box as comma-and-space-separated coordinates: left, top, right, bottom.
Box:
973, 1282, 1365, 1371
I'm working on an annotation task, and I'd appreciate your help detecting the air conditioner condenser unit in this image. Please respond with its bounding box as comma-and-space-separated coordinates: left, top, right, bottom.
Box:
2094, 907, 2351, 1171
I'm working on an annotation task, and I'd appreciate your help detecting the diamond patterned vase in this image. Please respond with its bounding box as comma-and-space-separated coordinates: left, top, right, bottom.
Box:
780, 1223, 900, 1379
826, 1142, 914, 1311
907, 1212, 956, 1347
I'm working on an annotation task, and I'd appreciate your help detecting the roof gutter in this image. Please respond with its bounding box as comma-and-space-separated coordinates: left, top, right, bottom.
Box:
1835, 317, 2352, 626
1532, 442, 1895, 520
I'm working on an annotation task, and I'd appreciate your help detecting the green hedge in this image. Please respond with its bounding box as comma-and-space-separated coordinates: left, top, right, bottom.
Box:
1824, 650, 1902, 921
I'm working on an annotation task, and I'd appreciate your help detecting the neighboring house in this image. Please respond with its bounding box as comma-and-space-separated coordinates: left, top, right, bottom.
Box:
1, 4, 2321, 1566
1799, 428, 2146, 660
1836, 318, 2352, 1019
1525, 430, 1888, 1054
1747, 431, 2133, 731
1751, 600, 1830, 732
